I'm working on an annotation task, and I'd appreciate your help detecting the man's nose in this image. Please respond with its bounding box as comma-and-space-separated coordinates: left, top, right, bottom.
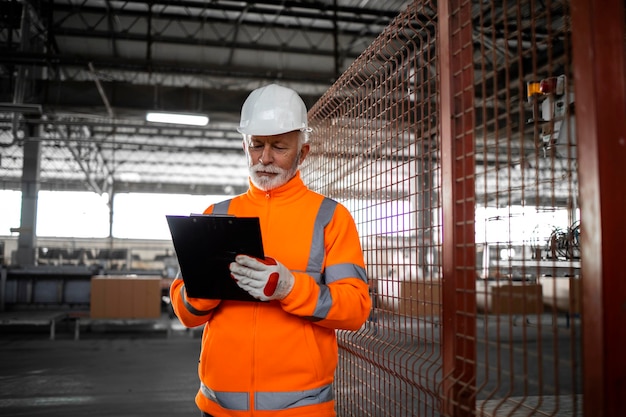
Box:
259, 146, 273, 164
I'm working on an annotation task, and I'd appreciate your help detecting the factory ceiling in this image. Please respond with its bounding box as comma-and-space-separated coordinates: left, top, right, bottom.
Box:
0, 0, 410, 197
0, 1, 574, 207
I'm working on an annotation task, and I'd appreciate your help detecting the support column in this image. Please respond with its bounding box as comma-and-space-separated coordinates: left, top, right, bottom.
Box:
15, 122, 41, 266
439, 0, 477, 415
571, 0, 626, 415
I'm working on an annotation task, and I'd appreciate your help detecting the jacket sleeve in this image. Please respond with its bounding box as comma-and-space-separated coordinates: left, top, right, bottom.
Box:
170, 274, 221, 328
280, 203, 371, 330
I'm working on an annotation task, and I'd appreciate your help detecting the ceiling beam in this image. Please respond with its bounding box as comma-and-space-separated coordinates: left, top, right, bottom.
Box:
0, 177, 248, 196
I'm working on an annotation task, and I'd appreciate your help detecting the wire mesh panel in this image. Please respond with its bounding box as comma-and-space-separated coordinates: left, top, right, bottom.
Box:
305, 1, 581, 416
306, 2, 442, 416
470, 1, 581, 415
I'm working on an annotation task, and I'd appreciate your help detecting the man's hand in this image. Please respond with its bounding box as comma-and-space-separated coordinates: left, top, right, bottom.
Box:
229, 255, 295, 301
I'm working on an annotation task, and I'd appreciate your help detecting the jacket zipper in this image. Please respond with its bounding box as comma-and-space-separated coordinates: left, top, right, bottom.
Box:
252, 191, 270, 411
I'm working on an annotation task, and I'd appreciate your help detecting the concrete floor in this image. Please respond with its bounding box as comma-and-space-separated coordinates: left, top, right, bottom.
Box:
0, 316, 203, 417
0, 311, 583, 417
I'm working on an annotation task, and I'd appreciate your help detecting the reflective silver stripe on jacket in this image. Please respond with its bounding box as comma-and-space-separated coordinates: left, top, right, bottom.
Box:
211, 199, 232, 215
200, 384, 249, 410
181, 285, 212, 316
326, 262, 367, 284
200, 382, 334, 411
303, 198, 368, 321
306, 198, 336, 277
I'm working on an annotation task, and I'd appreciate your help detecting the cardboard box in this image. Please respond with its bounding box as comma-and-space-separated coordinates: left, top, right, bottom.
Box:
488, 284, 543, 315
398, 281, 441, 317
90, 275, 161, 319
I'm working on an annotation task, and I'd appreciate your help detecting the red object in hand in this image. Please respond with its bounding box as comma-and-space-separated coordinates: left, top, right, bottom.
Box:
230, 255, 294, 301
258, 257, 279, 296
264, 272, 280, 296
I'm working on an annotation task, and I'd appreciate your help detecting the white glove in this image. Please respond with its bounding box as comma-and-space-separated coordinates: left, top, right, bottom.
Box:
229, 255, 294, 301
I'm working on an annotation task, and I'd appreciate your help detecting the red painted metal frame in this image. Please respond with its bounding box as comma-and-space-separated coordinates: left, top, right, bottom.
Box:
439, 0, 477, 415
571, 0, 626, 415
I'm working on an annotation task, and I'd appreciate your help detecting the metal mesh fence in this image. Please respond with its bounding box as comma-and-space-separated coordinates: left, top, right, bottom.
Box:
471, 1, 581, 416
304, 1, 581, 416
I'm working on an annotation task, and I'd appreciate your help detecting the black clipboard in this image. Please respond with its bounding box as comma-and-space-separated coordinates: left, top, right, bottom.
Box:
166, 214, 264, 301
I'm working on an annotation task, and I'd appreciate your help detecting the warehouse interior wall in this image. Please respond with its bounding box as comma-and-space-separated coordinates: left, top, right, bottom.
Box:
303, 0, 625, 416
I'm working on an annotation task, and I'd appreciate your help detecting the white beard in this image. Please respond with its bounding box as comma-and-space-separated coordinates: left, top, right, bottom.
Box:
249, 157, 299, 191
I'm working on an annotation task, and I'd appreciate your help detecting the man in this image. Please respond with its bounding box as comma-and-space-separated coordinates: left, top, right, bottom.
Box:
170, 84, 371, 417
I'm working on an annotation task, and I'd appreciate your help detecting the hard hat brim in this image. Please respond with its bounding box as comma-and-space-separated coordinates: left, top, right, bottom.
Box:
237, 126, 312, 136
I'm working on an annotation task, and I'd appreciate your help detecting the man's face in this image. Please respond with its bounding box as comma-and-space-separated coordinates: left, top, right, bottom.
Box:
243, 130, 310, 191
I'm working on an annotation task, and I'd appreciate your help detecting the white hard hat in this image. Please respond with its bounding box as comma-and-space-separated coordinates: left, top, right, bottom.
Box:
237, 84, 311, 136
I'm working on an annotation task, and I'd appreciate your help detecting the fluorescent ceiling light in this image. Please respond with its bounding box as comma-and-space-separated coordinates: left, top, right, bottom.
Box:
146, 112, 209, 126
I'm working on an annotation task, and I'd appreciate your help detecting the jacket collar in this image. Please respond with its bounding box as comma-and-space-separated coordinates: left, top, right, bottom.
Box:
247, 171, 306, 200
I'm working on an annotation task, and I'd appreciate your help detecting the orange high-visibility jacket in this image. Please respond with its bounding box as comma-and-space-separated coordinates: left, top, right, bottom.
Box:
170, 172, 371, 417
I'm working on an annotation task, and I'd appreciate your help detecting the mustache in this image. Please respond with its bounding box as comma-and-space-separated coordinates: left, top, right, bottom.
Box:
251, 163, 283, 174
